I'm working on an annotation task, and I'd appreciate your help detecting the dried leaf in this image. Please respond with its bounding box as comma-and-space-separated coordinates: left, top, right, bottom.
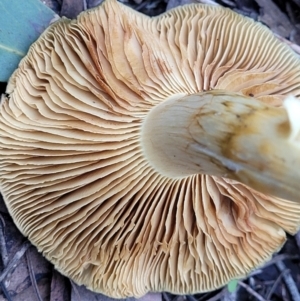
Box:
50, 269, 70, 301
60, 0, 85, 18
71, 283, 136, 301
138, 293, 162, 301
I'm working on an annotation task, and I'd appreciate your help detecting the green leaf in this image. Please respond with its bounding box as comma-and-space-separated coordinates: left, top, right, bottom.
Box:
227, 279, 238, 293
0, 0, 57, 81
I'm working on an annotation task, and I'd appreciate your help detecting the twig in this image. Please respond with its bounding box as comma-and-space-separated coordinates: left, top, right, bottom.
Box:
205, 288, 227, 301
261, 254, 299, 270
186, 295, 198, 301
220, 0, 236, 7
162, 293, 172, 301
83, 0, 87, 10
0, 215, 12, 301
282, 284, 291, 301
294, 230, 300, 251
221, 289, 239, 301
238, 281, 269, 301
26, 247, 43, 301
0, 215, 8, 267
196, 0, 219, 5
276, 261, 300, 301
0, 241, 31, 283
249, 276, 256, 289
266, 269, 289, 300
0, 282, 13, 301
135, 0, 151, 11
249, 269, 263, 277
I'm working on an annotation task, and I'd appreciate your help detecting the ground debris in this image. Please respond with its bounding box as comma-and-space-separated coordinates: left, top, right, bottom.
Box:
1, 1, 300, 301
0, 196, 53, 301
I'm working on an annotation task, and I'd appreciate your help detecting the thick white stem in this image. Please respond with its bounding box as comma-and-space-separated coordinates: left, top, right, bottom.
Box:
141, 90, 300, 202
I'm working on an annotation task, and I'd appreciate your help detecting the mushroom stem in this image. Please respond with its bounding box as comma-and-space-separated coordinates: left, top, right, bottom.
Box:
141, 90, 300, 202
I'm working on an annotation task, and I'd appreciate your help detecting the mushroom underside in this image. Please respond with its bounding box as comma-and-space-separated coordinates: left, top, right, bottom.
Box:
0, 0, 300, 297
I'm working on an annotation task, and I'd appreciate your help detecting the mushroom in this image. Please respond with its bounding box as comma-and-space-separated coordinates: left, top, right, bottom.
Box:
0, 0, 300, 297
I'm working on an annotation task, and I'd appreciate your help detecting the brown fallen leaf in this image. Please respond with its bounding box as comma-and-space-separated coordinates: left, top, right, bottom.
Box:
70, 283, 161, 301
138, 293, 162, 301
50, 269, 70, 301
61, 0, 85, 18
0, 197, 52, 301
87, 0, 103, 9
255, 0, 294, 38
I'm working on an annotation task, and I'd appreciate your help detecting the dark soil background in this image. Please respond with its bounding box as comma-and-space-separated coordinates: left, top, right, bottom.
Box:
1, 0, 300, 300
